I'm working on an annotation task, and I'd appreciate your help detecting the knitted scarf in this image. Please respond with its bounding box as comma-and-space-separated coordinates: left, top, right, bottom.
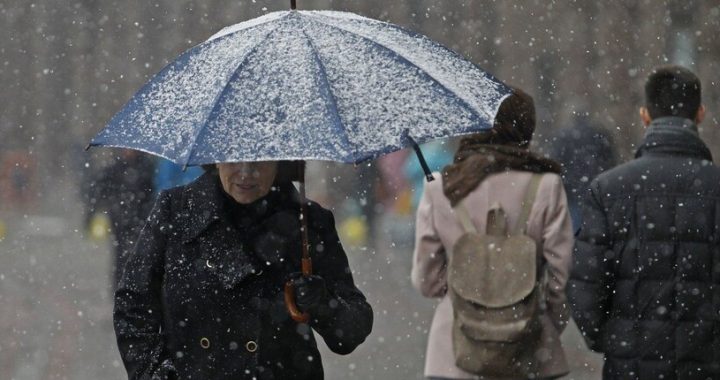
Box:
442, 138, 561, 206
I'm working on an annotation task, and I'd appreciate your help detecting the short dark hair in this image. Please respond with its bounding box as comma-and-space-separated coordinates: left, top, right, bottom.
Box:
491, 87, 536, 147
645, 65, 701, 120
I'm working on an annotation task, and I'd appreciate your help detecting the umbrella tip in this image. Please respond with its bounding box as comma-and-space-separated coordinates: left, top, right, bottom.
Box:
291, 0, 296, 10
84, 143, 91, 151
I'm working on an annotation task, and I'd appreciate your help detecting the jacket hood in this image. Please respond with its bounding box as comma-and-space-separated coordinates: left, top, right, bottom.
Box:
635, 116, 712, 161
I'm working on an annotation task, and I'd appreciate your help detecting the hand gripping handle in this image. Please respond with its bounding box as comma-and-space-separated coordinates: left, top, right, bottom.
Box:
284, 257, 312, 323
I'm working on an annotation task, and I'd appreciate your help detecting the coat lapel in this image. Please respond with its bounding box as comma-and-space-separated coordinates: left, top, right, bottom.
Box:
179, 172, 261, 289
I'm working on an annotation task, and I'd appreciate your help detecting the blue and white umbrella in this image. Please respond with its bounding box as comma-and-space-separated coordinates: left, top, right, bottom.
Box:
89, 5, 512, 321
89, 8, 511, 174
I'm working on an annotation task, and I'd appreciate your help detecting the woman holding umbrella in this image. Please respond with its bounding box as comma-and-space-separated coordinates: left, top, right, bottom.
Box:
114, 160, 373, 380
95, 6, 515, 379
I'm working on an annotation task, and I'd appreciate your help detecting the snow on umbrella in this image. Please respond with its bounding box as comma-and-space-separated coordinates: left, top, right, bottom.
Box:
88, 6, 511, 322
89, 9, 510, 170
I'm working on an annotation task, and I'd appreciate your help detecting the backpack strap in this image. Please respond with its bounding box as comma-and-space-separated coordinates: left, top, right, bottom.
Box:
454, 201, 507, 236
454, 202, 477, 234
513, 174, 543, 235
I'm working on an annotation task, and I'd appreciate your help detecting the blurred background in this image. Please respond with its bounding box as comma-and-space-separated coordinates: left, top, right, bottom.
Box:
1, 1, 719, 379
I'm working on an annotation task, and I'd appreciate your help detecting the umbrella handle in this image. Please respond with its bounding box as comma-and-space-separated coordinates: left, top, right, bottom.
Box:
409, 137, 435, 182
285, 160, 312, 323
284, 257, 312, 323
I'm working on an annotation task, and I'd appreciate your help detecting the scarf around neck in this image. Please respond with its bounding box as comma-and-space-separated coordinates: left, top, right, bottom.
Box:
635, 117, 712, 161
442, 140, 561, 206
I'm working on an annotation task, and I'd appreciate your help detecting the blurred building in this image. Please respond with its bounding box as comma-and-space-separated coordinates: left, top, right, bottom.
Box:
1, 0, 719, 211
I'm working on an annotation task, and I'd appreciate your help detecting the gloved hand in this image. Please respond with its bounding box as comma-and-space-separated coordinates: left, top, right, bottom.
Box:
288, 273, 329, 314
152, 359, 178, 380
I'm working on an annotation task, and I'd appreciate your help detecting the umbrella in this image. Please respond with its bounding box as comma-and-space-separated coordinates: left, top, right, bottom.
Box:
89, 2, 511, 321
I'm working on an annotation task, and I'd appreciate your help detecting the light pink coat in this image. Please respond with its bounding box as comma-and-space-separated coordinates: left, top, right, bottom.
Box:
411, 171, 573, 379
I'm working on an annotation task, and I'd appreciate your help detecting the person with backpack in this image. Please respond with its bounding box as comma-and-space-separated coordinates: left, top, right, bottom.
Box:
411, 88, 573, 380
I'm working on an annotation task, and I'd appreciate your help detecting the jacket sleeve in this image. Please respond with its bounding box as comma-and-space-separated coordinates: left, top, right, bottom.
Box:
567, 179, 614, 352
113, 191, 175, 380
410, 179, 448, 298
540, 175, 574, 332
311, 209, 373, 355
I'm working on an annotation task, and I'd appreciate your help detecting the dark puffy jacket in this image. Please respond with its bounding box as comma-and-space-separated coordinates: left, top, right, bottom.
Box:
114, 172, 373, 380
568, 117, 720, 379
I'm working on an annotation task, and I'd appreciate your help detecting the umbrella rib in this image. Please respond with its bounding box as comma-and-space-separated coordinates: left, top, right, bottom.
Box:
303, 15, 486, 123
298, 28, 357, 163
180, 26, 282, 167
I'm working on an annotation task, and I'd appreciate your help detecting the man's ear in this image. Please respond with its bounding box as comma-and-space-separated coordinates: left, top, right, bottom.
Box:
695, 104, 706, 125
639, 107, 652, 127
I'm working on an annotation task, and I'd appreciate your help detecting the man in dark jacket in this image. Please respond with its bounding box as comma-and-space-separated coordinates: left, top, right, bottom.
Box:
568, 65, 719, 379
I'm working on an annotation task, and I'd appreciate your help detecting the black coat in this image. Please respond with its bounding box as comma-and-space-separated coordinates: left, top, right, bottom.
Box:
545, 121, 617, 230
568, 117, 720, 379
114, 173, 373, 380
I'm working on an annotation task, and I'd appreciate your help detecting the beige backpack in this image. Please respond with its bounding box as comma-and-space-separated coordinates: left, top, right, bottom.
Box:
448, 174, 545, 378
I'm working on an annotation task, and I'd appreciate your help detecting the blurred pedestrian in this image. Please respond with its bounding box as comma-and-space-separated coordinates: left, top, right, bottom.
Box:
90, 149, 155, 289
114, 161, 373, 380
153, 157, 203, 192
411, 88, 573, 379
545, 117, 617, 232
569, 65, 720, 379
376, 150, 411, 214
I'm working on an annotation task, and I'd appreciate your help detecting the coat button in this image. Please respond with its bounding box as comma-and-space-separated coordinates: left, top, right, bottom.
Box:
200, 337, 211, 349
245, 340, 258, 353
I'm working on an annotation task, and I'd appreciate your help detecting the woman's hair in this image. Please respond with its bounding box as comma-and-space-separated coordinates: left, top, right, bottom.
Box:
274, 160, 305, 183
202, 164, 218, 174
467, 87, 536, 148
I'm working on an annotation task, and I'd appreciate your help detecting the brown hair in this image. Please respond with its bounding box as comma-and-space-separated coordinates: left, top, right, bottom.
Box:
467, 87, 536, 148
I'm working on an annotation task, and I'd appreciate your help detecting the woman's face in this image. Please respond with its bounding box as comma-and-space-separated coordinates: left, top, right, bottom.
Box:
217, 161, 278, 204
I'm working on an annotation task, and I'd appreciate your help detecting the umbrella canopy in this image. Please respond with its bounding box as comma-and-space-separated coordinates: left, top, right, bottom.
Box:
89, 10, 511, 167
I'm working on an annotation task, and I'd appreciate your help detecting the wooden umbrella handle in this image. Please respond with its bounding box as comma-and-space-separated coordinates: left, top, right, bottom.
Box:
284, 282, 309, 322
285, 257, 312, 323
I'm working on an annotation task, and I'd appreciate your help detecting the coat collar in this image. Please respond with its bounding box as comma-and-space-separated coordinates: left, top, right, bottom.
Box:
635, 117, 712, 162
180, 172, 303, 244
180, 172, 226, 244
